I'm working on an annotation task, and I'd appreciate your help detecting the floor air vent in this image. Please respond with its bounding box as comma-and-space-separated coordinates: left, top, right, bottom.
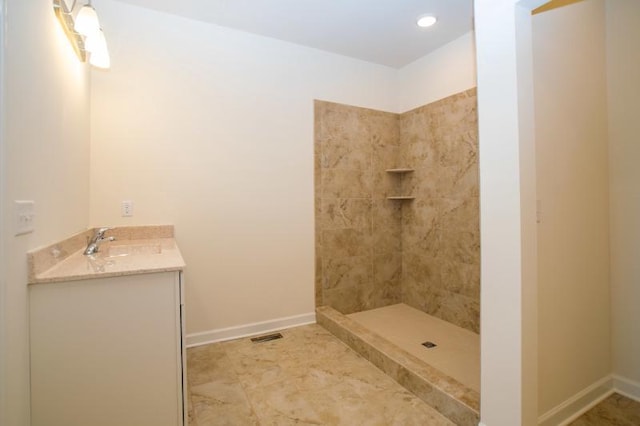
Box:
421, 341, 437, 349
250, 333, 283, 343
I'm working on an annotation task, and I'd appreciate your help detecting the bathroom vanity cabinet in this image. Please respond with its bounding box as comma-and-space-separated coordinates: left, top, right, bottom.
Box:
29, 271, 186, 426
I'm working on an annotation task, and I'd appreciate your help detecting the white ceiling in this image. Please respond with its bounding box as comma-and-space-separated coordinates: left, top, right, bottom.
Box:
112, 0, 474, 68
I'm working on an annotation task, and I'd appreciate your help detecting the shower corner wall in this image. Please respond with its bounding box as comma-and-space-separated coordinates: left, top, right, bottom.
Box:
314, 100, 403, 314
313, 90, 481, 426
314, 89, 480, 335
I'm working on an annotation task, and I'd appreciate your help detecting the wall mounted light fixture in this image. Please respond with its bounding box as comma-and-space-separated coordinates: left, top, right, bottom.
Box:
53, 0, 110, 69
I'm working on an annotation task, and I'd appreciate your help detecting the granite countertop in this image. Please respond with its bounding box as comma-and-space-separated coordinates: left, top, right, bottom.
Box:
28, 225, 185, 284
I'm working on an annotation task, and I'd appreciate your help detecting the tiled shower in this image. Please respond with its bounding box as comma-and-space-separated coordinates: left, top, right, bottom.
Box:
314, 89, 480, 333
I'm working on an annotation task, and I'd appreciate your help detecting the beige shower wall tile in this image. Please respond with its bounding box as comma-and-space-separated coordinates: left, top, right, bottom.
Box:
363, 109, 400, 148
440, 229, 480, 266
372, 200, 402, 254
321, 228, 372, 259
424, 288, 480, 334
320, 198, 372, 230
400, 167, 438, 199
402, 219, 441, 256
402, 198, 439, 233
402, 276, 429, 313
441, 260, 480, 300
320, 136, 372, 170
399, 135, 437, 171
362, 281, 402, 311
324, 284, 364, 314
315, 101, 367, 143
372, 170, 396, 199
316, 90, 479, 332
374, 253, 402, 284
403, 250, 441, 291
365, 253, 402, 309
321, 168, 372, 199
322, 255, 372, 291
436, 131, 478, 169
399, 108, 431, 142
372, 141, 400, 164
438, 197, 480, 233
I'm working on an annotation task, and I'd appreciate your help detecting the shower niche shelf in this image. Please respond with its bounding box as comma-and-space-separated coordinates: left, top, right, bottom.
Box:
386, 168, 415, 201
387, 196, 415, 200
385, 168, 415, 174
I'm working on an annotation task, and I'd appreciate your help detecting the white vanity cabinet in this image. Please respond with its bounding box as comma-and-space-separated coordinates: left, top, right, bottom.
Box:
29, 271, 186, 426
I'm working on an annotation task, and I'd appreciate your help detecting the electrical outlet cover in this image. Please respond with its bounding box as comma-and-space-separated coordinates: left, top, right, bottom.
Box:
121, 200, 134, 217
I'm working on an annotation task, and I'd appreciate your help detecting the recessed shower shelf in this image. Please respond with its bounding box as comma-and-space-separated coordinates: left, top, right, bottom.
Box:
385, 168, 415, 173
386, 168, 415, 200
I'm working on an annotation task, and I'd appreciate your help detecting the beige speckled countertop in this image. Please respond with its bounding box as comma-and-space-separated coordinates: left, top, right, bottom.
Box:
28, 226, 185, 284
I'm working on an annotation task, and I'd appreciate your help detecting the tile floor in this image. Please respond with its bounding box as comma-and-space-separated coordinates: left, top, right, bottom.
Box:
570, 393, 640, 426
187, 323, 640, 426
186, 324, 454, 425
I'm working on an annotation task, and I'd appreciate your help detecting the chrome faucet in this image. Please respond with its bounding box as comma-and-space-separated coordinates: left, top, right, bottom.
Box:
83, 227, 115, 255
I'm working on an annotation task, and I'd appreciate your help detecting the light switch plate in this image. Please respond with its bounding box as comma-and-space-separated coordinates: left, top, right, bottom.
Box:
15, 200, 35, 235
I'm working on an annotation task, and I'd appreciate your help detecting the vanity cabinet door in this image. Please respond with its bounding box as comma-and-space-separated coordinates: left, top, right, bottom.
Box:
30, 272, 184, 426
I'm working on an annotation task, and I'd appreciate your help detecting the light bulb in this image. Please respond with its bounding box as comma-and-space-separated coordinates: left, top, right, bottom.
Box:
90, 48, 110, 69
416, 15, 437, 28
74, 4, 100, 36
85, 29, 110, 69
84, 29, 105, 53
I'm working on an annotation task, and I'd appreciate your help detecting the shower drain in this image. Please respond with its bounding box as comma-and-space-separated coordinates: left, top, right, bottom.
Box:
422, 341, 437, 349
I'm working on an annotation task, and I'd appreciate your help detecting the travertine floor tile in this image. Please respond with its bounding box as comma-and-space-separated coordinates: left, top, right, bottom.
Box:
569, 393, 640, 426
187, 324, 454, 425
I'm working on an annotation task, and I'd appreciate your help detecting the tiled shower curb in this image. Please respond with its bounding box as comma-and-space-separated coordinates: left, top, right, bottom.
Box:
316, 305, 480, 426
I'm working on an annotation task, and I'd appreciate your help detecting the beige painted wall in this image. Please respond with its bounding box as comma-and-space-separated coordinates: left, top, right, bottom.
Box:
89, 0, 400, 335
0, 0, 91, 424
533, 0, 611, 415
607, 0, 640, 385
397, 31, 477, 112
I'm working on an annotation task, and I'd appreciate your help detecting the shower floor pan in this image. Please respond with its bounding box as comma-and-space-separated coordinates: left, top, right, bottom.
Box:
317, 303, 480, 426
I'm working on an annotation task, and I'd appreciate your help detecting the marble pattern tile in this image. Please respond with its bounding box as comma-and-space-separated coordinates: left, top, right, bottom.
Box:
187, 323, 455, 426
321, 169, 372, 199
320, 198, 372, 230
316, 306, 480, 426
315, 100, 402, 312
315, 89, 479, 333
398, 89, 480, 333
570, 393, 640, 426
323, 285, 364, 314
371, 200, 402, 254
321, 228, 372, 259
322, 255, 372, 291
28, 225, 177, 283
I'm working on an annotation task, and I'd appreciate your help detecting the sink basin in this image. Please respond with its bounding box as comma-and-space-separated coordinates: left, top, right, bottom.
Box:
106, 243, 162, 257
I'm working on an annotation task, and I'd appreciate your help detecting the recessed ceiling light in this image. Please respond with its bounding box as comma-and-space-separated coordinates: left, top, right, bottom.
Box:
416, 15, 437, 28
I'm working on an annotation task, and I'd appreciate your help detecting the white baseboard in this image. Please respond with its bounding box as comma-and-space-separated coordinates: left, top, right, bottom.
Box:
185, 312, 316, 347
613, 375, 640, 402
480, 374, 640, 426
538, 375, 614, 426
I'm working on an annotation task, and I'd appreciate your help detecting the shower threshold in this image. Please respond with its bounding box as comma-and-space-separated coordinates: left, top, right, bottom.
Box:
317, 304, 480, 426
